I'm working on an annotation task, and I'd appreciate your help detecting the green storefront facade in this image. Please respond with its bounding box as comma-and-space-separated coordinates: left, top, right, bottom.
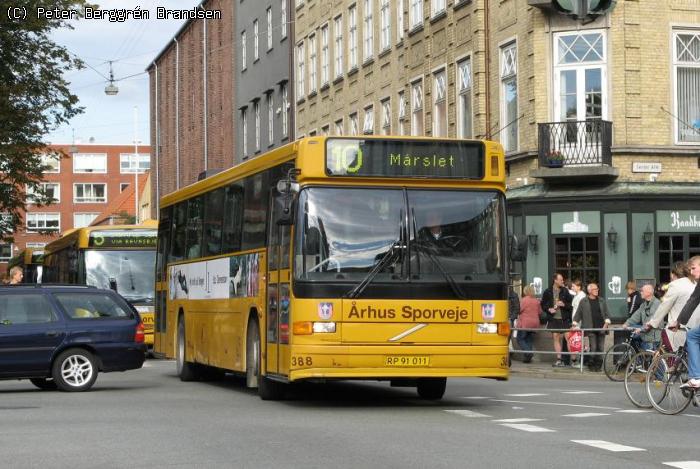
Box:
507, 182, 700, 322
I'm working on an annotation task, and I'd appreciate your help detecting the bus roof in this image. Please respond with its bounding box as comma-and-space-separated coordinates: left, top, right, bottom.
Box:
159, 136, 504, 209
44, 220, 158, 255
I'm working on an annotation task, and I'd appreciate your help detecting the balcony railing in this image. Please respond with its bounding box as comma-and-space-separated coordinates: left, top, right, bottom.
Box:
537, 119, 612, 168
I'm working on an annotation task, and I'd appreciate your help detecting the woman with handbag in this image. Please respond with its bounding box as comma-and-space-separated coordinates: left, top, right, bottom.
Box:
517, 285, 541, 363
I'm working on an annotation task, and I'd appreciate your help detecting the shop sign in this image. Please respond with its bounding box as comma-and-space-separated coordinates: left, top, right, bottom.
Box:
657, 211, 700, 232
551, 211, 600, 235
632, 162, 662, 173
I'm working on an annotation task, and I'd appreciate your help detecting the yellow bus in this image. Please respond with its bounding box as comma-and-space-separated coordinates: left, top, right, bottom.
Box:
7, 248, 45, 283
156, 136, 509, 400
43, 221, 157, 346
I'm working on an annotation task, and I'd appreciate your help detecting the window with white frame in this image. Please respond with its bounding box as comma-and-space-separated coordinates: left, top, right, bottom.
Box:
381, 98, 391, 135
309, 34, 317, 93
321, 125, 330, 136
457, 58, 473, 138
26, 182, 59, 204
0, 213, 11, 234
74, 213, 98, 228
553, 31, 606, 149
334, 16, 344, 78
364, 0, 374, 61
411, 80, 424, 135
281, 83, 289, 137
72, 153, 106, 173
241, 31, 247, 69
363, 105, 374, 134
254, 101, 261, 151
410, 0, 423, 29
120, 183, 130, 192
0, 243, 11, 261
349, 5, 358, 69
309, 129, 317, 136
267, 93, 274, 145
433, 69, 447, 137
335, 118, 344, 135
674, 30, 700, 143
380, 0, 390, 52
40, 153, 60, 173
296, 42, 305, 97
397, 0, 404, 42
119, 153, 150, 173
501, 42, 518, 152
350, 112, 359, 135
281, 0, 287, 38
242, 108, 248, 155
431, 0, 446, 17
26, 213, 60, 232
267, 7, 273, 50
398, 90, 406, 135
321, 24, 329, 85
74, 183, 106, 203
254, 19, 259, 60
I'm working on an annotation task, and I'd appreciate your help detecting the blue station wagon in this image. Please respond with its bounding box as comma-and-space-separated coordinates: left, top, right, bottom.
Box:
0, 285, 146, 391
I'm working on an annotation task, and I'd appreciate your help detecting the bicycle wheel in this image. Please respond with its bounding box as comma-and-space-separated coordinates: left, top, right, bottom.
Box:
646, 352, 693, 415
604, 342, 635, 382
624, 350, 655, 408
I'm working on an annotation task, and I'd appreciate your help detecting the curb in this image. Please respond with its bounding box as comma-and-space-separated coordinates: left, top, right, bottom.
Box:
509, 367, 610, 382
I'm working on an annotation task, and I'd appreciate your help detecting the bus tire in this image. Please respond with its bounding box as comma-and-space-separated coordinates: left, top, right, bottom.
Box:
176, 318, 199, 382
258, 373, 286, 401
416, 378, 447, 400
246, 317, 261, 388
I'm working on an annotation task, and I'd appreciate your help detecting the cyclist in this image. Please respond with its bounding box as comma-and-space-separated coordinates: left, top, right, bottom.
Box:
623, 284, 660, 350
645, 261, 694, 352
668, 256, 700, 388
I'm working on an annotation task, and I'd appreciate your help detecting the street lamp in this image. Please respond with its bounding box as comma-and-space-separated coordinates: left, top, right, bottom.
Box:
105, 61, 119, 96
607, 225, 618, 253
527, 227, 539, 254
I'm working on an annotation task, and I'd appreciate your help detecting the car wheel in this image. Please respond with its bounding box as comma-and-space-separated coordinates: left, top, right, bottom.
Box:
29, 378, 57, 391
52, 349, 98, 392
176, 319, 199, 381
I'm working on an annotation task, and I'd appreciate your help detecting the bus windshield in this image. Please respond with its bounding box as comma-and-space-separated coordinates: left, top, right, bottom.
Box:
84, 250, 156, 304
294, 188, 505, 283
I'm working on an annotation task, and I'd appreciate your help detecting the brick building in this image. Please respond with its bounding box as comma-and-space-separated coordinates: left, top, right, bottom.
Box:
148, 0, 236, 219
294, 0, 700, 319
1, 144, 151, 273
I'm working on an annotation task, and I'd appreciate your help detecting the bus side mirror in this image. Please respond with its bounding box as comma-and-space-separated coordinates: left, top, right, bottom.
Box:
277, 200, 296, 226
509, 234, 527, 262
276, 175, 300, 226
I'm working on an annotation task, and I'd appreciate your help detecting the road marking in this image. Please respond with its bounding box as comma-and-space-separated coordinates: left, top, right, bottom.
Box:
616, 409, 652, 414
561, 391, 603, 395
444, 410, 491, 418
500, 423, 555, 433
504, 393, 548, 397
663, 462, 700, 469
460, 396, 493, 400
492, 399, 619, 411
491, 418, 543, 423
562, 412, 610, 418
572, 440, 645, 452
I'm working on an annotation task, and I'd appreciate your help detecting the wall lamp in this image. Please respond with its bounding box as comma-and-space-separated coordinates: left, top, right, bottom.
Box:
607, 225, 618, 253
527, 227, 538, 254
642, 223, 653, 252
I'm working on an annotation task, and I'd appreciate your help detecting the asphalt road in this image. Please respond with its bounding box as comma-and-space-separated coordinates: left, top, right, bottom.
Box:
1, 359, 699, 469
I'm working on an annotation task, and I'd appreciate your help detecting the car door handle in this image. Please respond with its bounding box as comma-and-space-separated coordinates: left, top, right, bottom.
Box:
45, 331, 60, 337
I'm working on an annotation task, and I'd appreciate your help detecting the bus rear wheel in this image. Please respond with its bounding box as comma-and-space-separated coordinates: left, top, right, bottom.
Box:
177, 319, 199, 381
416, 378, 446, 400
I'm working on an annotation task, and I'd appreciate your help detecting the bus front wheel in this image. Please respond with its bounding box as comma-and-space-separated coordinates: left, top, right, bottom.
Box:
416, 378, 446, 400
177, 319, 199, 381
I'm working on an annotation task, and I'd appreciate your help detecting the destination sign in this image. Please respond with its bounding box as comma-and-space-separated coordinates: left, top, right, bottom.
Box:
89, 230, 157, 248
325, 138, 484, 179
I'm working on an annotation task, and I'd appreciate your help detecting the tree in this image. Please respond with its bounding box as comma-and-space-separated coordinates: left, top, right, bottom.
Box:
0, 1, 92, 240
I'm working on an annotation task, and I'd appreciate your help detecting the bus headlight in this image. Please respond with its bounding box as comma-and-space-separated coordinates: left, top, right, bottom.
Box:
312, 322, 336, 333
477, 323, 498, 334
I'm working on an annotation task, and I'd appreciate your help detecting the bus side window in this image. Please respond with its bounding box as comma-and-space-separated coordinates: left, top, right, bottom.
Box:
157, 206, 172, 282
170, 202, 187, 262
203, 188, 224, 258
185, 196, 204, 259
222, 183, 244, 253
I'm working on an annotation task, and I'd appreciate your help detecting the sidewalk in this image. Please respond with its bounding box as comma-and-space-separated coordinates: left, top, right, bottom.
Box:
509, 358, 609, 381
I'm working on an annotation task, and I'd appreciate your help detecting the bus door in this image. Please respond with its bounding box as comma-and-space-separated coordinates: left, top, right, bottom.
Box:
266, 191, 292, 377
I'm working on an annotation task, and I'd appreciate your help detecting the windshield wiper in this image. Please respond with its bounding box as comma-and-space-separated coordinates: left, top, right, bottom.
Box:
345, 209, 405, 299
410, 209, 467, 300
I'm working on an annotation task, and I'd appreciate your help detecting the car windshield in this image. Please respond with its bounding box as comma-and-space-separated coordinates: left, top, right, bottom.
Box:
294, 188, 505, 283
84, 250, 155, 304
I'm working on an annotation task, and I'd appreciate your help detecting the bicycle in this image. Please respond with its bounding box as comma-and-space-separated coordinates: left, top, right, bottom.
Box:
623, 348, 664, 408
603, 329, 643, 382
645, 345, 700, 415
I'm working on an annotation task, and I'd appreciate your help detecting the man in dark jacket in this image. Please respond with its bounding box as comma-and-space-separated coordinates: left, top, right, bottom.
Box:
541, 273, 573, 367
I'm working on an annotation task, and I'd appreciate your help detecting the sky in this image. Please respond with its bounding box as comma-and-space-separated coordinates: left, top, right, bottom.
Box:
44, 0, 200, 146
